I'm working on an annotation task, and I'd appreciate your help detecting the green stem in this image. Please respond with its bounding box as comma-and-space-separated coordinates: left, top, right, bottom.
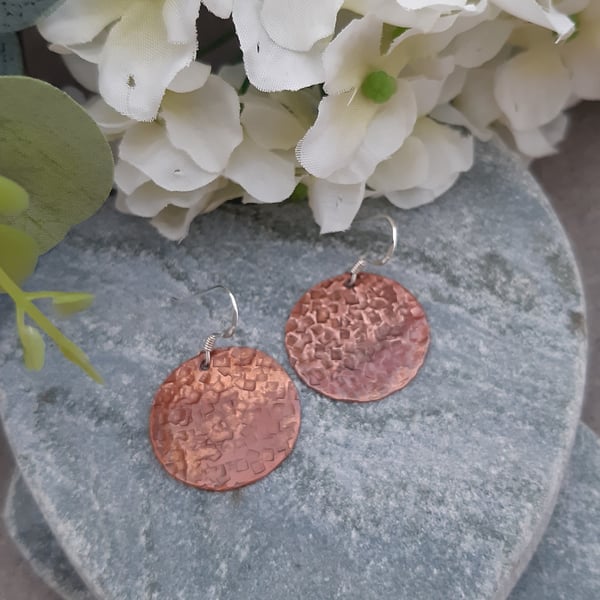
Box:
0, 266, 103, 383
239, 77, 250, 96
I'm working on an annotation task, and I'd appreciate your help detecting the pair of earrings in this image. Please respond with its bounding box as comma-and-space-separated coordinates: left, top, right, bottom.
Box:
149, 215, 430, 491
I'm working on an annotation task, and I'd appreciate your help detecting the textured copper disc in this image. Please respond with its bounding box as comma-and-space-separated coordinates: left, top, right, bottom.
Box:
149, 347, 300, 491
285, 272, 430, 402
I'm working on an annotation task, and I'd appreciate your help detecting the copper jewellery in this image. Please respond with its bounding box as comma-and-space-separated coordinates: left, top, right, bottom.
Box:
150, 286, 301, 491
285, 215, 430, 403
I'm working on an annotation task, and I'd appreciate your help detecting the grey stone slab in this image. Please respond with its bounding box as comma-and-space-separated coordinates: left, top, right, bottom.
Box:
5, 425, 599, 600
3, 473, 93, 600
0, 140, 586, 600
511, 424, 600, 599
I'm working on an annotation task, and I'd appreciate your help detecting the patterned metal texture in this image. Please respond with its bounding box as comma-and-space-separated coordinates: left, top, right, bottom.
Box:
149, 347, 301, 491
285, 272, 430, 402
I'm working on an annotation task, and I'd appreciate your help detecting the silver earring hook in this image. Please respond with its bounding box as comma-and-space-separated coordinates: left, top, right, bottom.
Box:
347, 214, 398, 287
198, 285, 239, 369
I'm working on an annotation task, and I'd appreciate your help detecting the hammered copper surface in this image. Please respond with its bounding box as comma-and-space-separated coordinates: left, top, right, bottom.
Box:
285, 272, 430, 402
149, 347, 300, 491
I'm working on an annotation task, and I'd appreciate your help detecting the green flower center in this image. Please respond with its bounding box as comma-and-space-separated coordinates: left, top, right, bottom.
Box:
360, 70, 397, 104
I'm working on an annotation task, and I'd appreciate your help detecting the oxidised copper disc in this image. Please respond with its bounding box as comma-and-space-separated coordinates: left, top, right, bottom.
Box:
149, 347, 300, 491
285, 272, 430, 402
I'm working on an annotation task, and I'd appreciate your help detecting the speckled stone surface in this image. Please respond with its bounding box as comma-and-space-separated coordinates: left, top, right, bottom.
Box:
0, 141, 586, 600
511, 424, 600, 599
3, 474, 92, 600
5, 425, 599, 600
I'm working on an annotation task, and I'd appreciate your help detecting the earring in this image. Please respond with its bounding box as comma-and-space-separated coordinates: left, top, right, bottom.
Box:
150, 285, 301, 491
285, 215, 430, 403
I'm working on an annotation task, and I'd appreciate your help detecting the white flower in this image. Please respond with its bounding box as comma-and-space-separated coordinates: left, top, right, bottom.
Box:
41, 0, 588, 238
368, 117, 474, 208
491, 0, 575, 40
38, 0, 202, 120
88, 62, 244, 237
307, 178, 366, 234
444, 2, 595, 158
203, 0, 234, 19
296, 15, 418, 185
225, 91, 303, 203
232, 0, 328, 91
150, 180, 243, 241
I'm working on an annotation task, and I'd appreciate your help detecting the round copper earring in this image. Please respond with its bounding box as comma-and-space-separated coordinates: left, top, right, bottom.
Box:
285, 215, 430, 403
150, 285, 301, 491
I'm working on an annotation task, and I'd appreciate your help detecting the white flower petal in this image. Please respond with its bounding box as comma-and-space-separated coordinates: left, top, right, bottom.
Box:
561, 33, 600, 100
368, 136, 429, 192
326, 79, 418, 184
509, 112, 569, 158
99, 2, 197, 121
494, 46, 571, 131
492, 0, 575, 41
241, 94, 306, 150
413, 117, 474, 190
218, 63, 247, 89
429, 103, 494, 141
49, 28, 108, 64
120, 122, 219, 191
437, 66, 467, 104
225, 137, 296, 203
62, 53, 99, 92
322, 14, 383, 95
510, 127, 557, 158
114, 160, 150, 195
541, 112, 569, 148
124, 182, 187, 217
446, 19, 513, 68
308, 179, 365, 234
86, 96, 133, 137
150, 180, 237, 241
167, 61, 211, 93
386, 187, 437, 209
203, 0, 233, 18
233, 0, 325, 91
114, 189, 130, 213
453, 67, 501, 134
129, 179, 224, 227
162, 0, 202, 44
37, 0, 125, 46
395, 0, 469, 8
296, 92, 377, 179
408, 77, 445, 117
260, 0, 344, 52
161, 75, 243, 172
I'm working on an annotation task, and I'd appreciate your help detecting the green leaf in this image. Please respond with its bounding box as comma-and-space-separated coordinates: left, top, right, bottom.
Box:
0, 76, 114, 254
0, 224, 38, 289
0, 265, 104, 383
17, 320, 46, 371
0, 174, 29, 215
51, 292, 95, 316
0, 1, 62, 33
0, 32, 23, 75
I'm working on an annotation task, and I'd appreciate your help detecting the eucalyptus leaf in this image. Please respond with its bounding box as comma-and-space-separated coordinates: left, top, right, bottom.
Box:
0, 0, 62, 33
18, 323, 46, 371
0, 174, 28, 215
0, 32, 22, 74
0, 224, 38, 289
51, 292, 94, 316
0, 76, 114, 254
